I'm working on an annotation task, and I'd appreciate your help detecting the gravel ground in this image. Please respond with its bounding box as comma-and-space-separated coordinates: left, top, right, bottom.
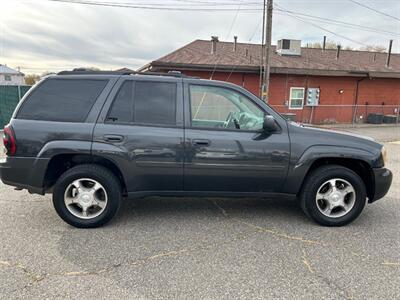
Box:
0, 127, 399, 299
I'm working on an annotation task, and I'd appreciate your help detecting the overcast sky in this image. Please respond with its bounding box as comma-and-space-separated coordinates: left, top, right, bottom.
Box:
1, 0, 400, 74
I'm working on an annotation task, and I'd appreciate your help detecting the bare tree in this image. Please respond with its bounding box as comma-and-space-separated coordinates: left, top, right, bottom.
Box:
24, 74, 40, 85
360, 45, 386, 52
307, 40, 387, 52
308, 40, 341, 50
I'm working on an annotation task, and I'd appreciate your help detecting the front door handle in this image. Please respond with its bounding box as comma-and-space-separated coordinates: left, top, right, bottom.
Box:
192, 139, 211, 146
103, 134, 124, 143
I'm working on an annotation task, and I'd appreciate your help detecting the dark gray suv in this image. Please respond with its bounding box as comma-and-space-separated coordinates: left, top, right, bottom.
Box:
0, 71, 392, 228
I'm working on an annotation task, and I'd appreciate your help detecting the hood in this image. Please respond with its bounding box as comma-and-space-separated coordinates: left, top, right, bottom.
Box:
288, 122, 382, 154
301, 125, 375, 142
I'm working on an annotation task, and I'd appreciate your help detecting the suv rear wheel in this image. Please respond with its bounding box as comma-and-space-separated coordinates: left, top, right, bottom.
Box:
53, 164, 121, 228
300, 165, 367, 226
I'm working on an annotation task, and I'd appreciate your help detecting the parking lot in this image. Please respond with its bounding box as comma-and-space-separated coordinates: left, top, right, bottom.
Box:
0, 126, 399, 299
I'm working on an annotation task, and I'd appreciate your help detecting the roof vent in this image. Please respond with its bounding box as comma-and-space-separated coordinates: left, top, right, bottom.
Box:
211, 36, 219, 54
386, 39, 393, 67
277, 39, 301, 56
336, 45, 341, 60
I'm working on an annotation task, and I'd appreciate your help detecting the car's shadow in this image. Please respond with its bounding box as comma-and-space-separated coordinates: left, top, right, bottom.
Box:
113, 195, 305, 224
55, 195, 382, 278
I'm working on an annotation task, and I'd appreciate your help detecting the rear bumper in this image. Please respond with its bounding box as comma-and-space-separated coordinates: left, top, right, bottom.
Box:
0, 156, 49, 195
369, 167, 392, 203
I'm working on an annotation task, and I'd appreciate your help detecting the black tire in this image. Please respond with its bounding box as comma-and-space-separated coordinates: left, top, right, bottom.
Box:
300, 165, 367, 226
53, 164, 122, 228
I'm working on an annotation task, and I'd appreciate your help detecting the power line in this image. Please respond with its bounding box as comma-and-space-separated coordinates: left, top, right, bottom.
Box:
209, 0, 245, 79
275, 8, 400, 37
44, 0, 263, 11
275, 3, 369, 47
225, 15, 264, 81
285, 14, 368, 47
348, 0, 400, 22
41, 0, 400, 37
33, 0, 399, 50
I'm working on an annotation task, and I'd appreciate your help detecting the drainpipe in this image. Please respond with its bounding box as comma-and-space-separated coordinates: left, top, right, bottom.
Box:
352, 75, 368, 124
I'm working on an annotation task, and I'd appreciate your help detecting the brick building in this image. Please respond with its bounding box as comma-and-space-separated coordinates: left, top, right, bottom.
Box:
140, 38, 400, 124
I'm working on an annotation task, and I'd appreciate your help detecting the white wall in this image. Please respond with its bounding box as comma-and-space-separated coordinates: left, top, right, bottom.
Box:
0, 74, 25, 85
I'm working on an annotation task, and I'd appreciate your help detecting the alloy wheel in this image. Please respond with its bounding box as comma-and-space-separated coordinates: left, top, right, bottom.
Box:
64, 178, 108, 219
315, 178, 356, 218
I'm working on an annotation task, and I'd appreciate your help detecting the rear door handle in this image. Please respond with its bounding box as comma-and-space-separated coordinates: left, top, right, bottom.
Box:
103, 134, 124, 143
192, 139, 211, 146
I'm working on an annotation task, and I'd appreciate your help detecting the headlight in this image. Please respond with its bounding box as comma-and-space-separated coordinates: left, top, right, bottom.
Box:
381, 146, 388, 166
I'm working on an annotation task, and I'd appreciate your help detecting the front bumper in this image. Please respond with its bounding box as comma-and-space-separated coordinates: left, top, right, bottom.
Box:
369, 167, 393, 203
0, 156, 49, 195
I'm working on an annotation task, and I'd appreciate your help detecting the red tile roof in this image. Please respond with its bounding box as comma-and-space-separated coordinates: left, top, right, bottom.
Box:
147, 39, 400, 78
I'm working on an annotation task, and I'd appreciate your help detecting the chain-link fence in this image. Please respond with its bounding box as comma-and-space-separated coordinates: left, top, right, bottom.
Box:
272, 104, 400, 125
0, 85, 31, 128
0, 85, 398, 127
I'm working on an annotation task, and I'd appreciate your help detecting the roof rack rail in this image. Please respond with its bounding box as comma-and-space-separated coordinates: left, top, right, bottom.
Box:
57, 69, 196, 78
57, 69, 130, 75
135, 70, 195, 78
57, 71, 127, 75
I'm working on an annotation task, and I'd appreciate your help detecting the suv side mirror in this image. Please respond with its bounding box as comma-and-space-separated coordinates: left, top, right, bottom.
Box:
263, 115, 278, 132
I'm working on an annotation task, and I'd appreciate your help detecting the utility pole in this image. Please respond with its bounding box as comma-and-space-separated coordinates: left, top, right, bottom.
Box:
259, 0, 266, 97
261, 0, 273, 103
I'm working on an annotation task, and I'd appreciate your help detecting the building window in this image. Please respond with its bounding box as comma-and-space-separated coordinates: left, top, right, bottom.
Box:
4, 75, 11, 81
289, 87, 305, 109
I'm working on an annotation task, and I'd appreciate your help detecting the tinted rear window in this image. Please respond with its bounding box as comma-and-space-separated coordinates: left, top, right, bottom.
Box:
106, 81, 177, 126
107, 81, 133, 123
17, 79, 108, 122
134, 81, 176, 125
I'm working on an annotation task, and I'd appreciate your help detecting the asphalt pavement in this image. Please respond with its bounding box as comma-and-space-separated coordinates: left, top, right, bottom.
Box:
0, 126, 399, 299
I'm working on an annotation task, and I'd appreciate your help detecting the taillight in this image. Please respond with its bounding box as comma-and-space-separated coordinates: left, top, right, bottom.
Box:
3, 125, 16, 156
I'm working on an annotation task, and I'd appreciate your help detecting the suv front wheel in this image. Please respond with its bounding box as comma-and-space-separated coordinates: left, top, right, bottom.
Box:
300, 165, 367, 226
53, 164, 122, 228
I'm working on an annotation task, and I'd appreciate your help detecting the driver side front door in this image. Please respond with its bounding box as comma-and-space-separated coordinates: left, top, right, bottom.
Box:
183, 83, 290, 194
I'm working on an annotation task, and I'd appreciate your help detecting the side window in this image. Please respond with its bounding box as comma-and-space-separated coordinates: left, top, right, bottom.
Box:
107, 81, 177, 126
17, 79, 108, 122
289, 87, 305, 109
107, 81, 133, 123
134, 81, 177, 125
190, 85, 264, 131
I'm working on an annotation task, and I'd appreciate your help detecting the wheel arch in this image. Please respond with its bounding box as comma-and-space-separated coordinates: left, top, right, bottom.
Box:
283, 145, 376, 200
43, 154, 127, 195
298, 157, 374, 200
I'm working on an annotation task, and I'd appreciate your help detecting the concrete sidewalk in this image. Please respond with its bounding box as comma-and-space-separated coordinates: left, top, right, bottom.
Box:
316, 125, 400, 142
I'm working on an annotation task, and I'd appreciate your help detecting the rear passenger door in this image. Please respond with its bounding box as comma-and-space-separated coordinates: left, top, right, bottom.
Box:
92, 76, 184, 193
